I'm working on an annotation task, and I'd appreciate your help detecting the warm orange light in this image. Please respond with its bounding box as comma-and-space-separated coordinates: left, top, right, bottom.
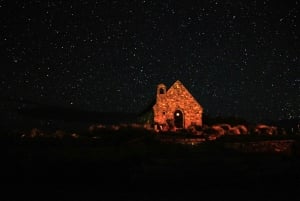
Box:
152, 80, 203, 131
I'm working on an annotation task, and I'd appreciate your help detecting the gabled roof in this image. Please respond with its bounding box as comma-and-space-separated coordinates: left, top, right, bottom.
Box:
166, 80, 186, 93
166, 80, 202, 108
139, 80, 202, 116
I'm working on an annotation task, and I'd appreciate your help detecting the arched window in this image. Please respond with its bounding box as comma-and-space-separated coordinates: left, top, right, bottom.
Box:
157, 83, 166, 95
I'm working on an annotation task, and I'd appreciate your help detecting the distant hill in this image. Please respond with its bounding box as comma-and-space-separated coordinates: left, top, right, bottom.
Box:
202, 114, 249, 126
0, 98, 138, 132
268, 118, 300, 133
18, 104, 137, 124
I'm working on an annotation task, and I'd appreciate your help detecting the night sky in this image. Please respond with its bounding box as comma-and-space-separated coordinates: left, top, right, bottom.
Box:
1, 0, 299, 126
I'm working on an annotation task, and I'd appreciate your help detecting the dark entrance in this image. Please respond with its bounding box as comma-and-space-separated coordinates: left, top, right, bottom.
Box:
174, 110, 184, 128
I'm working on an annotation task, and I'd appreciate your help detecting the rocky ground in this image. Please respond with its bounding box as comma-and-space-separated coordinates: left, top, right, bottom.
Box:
1, 132, 300, 200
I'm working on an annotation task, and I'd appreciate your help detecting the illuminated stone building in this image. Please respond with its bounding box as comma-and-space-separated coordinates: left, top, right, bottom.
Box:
153, 80, 203, 130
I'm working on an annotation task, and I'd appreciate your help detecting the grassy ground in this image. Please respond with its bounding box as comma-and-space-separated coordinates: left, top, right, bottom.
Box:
1, 130, 300, 200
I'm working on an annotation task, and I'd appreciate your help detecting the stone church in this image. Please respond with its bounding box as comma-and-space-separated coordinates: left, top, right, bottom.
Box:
152, 80, 203, 130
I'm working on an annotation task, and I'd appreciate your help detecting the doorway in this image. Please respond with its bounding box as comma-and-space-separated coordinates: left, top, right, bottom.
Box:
174, 110, 184, 128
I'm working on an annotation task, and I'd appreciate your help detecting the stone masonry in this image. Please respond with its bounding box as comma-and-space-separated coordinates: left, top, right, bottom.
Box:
153, 80, 203, 129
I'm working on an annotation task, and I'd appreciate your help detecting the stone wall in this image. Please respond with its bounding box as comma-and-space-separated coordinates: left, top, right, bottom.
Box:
153, 80, 203, 129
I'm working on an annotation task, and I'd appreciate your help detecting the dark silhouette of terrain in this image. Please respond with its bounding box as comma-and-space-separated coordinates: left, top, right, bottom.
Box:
18, 104, 137, 123
0, 98, 137, 132
0, 97, 299, 200
1, 132, 300, 200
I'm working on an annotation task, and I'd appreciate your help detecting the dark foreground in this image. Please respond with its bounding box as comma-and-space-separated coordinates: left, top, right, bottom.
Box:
1, 133, 300, 201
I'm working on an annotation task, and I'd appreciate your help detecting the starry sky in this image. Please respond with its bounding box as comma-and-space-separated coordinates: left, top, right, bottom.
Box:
1, 0, 299, 125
